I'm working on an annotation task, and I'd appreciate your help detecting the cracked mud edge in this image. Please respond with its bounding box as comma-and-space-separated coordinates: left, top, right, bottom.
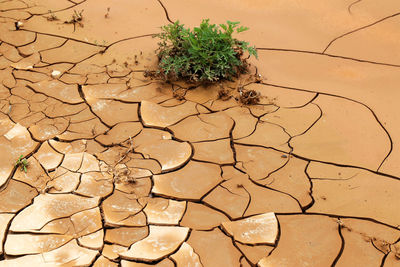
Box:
259, 82, 394, 175
2, 1, 400, 265
322, 11, 400, 54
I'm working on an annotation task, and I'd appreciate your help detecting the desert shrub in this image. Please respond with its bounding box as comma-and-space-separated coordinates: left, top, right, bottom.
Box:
154, 19, 257, 83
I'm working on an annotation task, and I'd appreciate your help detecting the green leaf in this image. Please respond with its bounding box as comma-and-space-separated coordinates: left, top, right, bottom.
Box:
236, 26, 249, 33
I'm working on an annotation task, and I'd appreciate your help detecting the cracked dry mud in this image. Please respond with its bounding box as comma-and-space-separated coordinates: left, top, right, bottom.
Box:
0, 0, 400, 266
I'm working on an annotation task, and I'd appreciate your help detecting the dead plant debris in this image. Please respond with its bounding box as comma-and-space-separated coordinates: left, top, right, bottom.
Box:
218, 87, 232, 101
237, 87, 260, 105
46, 10, 59, 21
64, 9, 84, 28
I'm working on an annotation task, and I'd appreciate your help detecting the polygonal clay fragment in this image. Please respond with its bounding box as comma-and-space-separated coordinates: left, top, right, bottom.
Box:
34, 218, 75, 235
121, 259, 175, 267
192, 138, 234, 164
105, 226, 149, 247
49, 139, 84, 154
82, 84, 126, 99
180, 202, 229, 230
308, 162, 400, 226
96, 122, 142, 146
261, 157, 312, 208
39, 239, 99, 264
2, 67, 16, 88
3, 122, 26, 140
80, 152, 102, 172
120, 225, 189, 262
5, 234, 73, 255
260, 103, 321, 136
235, 145, 287, 180
113, 166, 153, 192
235, 122, 291, 152
132, 128, 172, 147
203, 184, 249, 219
125, 156, 162, 174
235, 243, 274, 265
334, 218, 400, 266
10, 194, 99, 232
47, 168, 81, 193
71, 207, 103, 237
120, 83, 170, 103
75, 171, 113, 198
327, 14, 400, 69
152, 161, 222, 200
169, 112, 233, 142
28, 118, 69, 141
58, 117, 108, 141
87, 99, 139, 126
183, 84, 219, 104
78, 229, 104, 250
60, 152, 84, 172
291, 95, 390, 170
143, 197, 186, 225
1, 27, 35, 47
335, 227, 387, 266
10, 53, 38, 70
187, 228, 242, 267
248, 105, 278, 118
224, 106, 258, 139
221, 212, 278, 245
258, 215, 341, 266
0, 214, 14, 254
33, 141, 63, 170
340, 218, 400, 247
102, 244, 128, 260
40, 40, 100, 64
244, 181, 301, 216
0, 179, 37, 213
0, 240, 98, 266
135, 139, 192, 171
141, 100, 199, 127
0, 121, 37, 187
170, 242, 202, 267
205, 166, 301, 218
102, 191, 146, 227
93, 256, 119, 267
29, 80, 82, 104
14, 69, 48, 83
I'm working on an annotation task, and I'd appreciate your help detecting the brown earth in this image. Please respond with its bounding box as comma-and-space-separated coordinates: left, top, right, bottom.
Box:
1, 0, 400, 266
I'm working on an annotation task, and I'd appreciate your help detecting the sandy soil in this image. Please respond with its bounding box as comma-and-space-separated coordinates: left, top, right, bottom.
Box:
1, 0, 400, 266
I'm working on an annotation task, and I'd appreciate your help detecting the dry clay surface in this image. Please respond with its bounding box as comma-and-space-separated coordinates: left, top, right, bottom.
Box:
1, 0, 400, 266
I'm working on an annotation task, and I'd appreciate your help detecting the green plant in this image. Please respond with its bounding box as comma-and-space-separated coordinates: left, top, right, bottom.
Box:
154, 19, 257, 83
15, 155, 28, 173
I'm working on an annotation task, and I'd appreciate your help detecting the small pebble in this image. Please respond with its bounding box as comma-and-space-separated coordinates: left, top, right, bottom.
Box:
15, 21, 23, 30
51, 70, 61, 78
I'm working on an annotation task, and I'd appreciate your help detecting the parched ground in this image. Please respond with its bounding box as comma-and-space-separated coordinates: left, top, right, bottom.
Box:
1, 0, 400, 266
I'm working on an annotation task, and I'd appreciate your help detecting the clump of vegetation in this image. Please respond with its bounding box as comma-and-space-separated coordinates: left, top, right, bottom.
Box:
154, 19, 258, 83
64, 9, 84, 28
15, 155, 28, 173
46, 10, 59, 21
